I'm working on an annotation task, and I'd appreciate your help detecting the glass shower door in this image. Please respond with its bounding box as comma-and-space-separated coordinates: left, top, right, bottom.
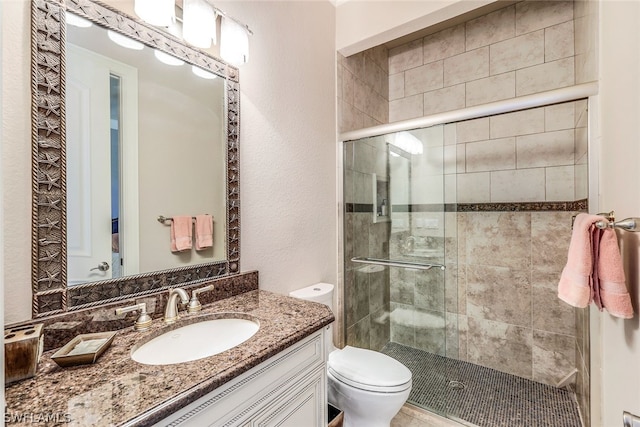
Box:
343, 124, 459, 418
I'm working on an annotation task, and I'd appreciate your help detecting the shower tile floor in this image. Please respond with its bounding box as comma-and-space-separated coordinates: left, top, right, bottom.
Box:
381, 342, 583, 427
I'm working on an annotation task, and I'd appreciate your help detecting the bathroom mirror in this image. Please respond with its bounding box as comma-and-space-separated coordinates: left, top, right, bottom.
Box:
31, 0, 241, 317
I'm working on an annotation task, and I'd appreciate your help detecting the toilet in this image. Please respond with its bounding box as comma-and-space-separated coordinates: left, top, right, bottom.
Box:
289, 283, 412, 427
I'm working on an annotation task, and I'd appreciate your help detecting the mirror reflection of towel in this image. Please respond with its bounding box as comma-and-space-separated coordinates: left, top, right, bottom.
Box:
195, 214, 213, 251
171, 216, 193, 252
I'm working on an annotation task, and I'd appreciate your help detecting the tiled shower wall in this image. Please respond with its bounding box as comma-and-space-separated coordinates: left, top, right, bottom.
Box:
343, 137, 391, 350
388, 1, 576, 121
338, 47, 389, 133
340, 0, 594, 420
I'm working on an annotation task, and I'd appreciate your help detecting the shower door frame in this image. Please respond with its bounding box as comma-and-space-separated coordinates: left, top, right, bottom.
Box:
336, 81, 600, 423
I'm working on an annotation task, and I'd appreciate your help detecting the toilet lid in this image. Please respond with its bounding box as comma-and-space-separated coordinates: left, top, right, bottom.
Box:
328, 346, 412, 393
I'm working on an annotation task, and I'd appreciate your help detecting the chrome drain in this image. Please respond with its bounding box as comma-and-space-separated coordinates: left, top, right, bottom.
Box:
448, 380, 466, 390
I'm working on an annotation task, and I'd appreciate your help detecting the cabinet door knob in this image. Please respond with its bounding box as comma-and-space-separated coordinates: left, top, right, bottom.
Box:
90, 262, 110, 272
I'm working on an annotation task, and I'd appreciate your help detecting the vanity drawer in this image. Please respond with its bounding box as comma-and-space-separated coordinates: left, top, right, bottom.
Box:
155, 329, 325, 427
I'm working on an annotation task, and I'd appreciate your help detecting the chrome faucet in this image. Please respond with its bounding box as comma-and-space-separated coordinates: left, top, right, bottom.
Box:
164, 288, 189, 324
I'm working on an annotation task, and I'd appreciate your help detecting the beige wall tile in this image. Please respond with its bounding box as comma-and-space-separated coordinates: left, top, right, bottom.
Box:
491, 168, 545, 202
444, 47, 490, 87
389, 73, 405, 101
343, 68, 355, 105
490, 30, 544, 75
516, 129, 575, 168
533, 330, 576, 385
532, 269, 576, 336
405, 60, 444, 96
366, 44, 389, 74
575, 164, 588, 200
467, 265, 532, 327
466, 5, 516, 50
465, 212, 532, 269
344, 52, 365, 78
546, 165, 576, 201
354, 80, 388, 124
389, 94, 423, 122
467, 317, 533, 379
516, 57, 575, 96
531, 212, 573, 275
456, 144, 466, 174
457, 172, 490, 203
365, 55, 389, 99
444, 174, 457, 204
337, 62, 343, 101
466, 72, 515, 107
389, 39, 423, 74
545, 102, 575, 131
444, 123, 457, 146
490, 107, 545, 138
465, 137, 516, 173
456, 117, 490, 143
444, 145, 456, 175
423, 23, 466, 64
340, 100, 364, 133
423, 84, 466, 116
575, 126, 588, 163
545, 21, 574, 62
515, 1, 574, 36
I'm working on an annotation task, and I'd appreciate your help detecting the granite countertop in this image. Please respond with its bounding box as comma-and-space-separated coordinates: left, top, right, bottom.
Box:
4, 290, 334, 426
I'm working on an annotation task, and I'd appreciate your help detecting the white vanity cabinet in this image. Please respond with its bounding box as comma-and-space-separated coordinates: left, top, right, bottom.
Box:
154, 330, 327, 427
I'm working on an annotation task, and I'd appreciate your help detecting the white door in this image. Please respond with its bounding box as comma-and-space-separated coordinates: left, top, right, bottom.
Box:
66, 44, 138, 285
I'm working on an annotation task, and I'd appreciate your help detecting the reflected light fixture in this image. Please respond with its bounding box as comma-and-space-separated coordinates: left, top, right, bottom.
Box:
107, 30, 144, 50
220, 16, 249, 66
191, 65, 217, 80
183, 0, 217, 49
65, 12, 92, 28
391, 132, 424, 155
154, 49, 185, 66
134, 0, 175, 27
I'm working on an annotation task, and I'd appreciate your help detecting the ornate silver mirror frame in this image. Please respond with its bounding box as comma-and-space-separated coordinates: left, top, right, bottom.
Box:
31, 0, 241, 317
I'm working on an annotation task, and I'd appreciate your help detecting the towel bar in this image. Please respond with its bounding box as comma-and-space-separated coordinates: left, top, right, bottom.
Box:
157, 215, 211, 225
594, 211, 640, 232
351, 257, 445, 271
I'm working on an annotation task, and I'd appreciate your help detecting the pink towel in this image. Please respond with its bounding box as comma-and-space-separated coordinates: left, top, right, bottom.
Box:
195, 214, 213, 250
598, 229, 634, 318
171, 216, 193, 252
558, 213, 634, 318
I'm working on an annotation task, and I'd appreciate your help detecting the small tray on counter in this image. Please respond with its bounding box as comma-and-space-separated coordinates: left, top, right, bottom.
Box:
51, 331, 117, 367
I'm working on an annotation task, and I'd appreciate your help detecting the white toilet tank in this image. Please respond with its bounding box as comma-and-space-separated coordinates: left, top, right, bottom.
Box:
289, 283, 335, 354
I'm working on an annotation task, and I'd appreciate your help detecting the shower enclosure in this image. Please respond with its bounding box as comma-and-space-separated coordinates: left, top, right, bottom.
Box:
342, 95, 591, 427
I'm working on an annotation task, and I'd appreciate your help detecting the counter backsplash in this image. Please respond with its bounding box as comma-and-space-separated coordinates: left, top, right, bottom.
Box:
6, 271, 259, 352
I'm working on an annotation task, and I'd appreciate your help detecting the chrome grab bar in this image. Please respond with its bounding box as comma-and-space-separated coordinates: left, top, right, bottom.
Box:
351, 257, 445, 271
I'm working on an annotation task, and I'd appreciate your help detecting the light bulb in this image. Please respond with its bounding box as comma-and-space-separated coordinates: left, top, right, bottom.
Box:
183, 0, 217, 49
107, 30, 144, 50
153, 50, 184, 66
220, 17, 249, 66
134, 0, 175, 27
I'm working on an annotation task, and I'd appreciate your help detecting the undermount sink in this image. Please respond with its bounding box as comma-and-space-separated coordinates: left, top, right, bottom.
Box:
131, 316, 260, 365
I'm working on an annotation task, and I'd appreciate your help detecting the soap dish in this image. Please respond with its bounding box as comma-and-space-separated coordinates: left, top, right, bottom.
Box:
51, 331, 117, 367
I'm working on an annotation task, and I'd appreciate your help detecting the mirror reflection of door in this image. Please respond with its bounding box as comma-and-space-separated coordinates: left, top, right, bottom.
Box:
66, 44, 139, 285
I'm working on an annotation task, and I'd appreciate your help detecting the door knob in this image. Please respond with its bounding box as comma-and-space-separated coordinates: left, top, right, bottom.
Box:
90, 262, 110, 272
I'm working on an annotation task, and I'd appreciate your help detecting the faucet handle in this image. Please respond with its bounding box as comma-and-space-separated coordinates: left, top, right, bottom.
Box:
187, 285, 215, 313
115, 302, 152, 331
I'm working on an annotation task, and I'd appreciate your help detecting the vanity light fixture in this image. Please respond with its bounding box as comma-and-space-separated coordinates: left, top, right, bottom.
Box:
134, 0, 175, 27
183, 0, 217, 49
65, 12, 92, 28
154, 49, 185, 66
191, 65, 217, 79
220, 16, 249, 66
107, 30, 144, 50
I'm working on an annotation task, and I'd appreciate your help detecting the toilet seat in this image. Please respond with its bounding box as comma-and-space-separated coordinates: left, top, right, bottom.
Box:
328, 346, 412, 393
